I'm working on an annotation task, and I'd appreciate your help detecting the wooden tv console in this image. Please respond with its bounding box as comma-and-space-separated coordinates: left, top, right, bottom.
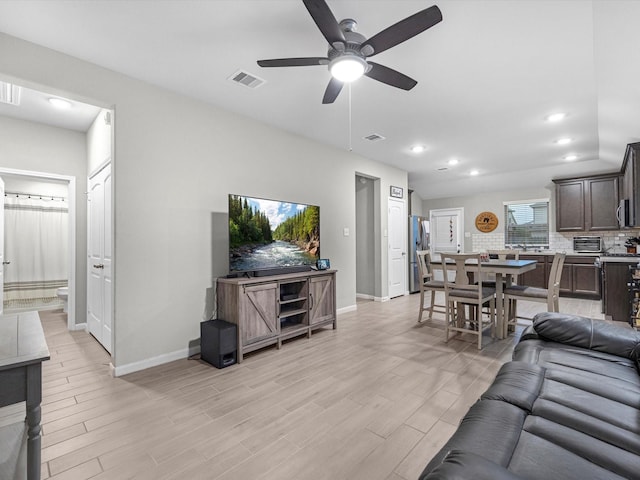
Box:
216, 269, 336, 362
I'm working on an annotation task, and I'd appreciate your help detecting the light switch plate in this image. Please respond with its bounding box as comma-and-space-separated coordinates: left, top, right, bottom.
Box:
343, 227, 349, 236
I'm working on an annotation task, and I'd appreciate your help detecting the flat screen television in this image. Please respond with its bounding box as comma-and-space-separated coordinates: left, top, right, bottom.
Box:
228, 194, 320, 275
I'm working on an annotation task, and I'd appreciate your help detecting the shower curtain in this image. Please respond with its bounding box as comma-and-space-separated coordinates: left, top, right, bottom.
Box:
4, 194, 68, 309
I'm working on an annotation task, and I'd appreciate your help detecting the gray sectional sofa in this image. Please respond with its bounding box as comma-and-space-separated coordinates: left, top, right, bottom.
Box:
419, 312, 640, 479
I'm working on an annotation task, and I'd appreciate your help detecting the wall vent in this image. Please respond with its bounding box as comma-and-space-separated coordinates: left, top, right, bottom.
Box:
363, 133, 386, 142
0, 81, 22, 106
228, 70, 266, 89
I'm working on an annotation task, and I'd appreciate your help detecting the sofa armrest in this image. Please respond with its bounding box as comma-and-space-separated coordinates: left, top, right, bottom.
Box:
532, 312, 640, 360
421, 450, 525, 480
518, 324, 539, 342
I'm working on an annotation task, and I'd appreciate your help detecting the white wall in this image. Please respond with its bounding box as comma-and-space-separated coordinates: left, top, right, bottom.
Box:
0, 33, 407, 371
0, 115, 87, 321
87, 109, 112, 174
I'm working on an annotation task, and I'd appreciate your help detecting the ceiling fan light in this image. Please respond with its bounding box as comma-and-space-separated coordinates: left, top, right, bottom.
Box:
329, 56, 367, 83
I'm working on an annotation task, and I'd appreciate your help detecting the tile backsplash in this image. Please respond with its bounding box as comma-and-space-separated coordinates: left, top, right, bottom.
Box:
471, 231, 637, 253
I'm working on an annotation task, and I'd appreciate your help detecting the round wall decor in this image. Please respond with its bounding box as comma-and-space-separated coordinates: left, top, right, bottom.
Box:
475, 211, 498, 232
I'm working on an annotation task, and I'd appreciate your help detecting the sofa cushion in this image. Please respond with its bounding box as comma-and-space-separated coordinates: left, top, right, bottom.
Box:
420, 399, 528, 478
481, 362, 544, 411
532, 312, 640, 361
422, 451, 526, 480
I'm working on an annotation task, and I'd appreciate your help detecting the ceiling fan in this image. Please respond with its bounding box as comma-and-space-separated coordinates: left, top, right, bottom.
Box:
257, 0, 442, 104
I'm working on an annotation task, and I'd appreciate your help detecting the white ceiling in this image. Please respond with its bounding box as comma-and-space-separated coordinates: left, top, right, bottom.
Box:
0, 0, 638, 200
0, 84, 101, 132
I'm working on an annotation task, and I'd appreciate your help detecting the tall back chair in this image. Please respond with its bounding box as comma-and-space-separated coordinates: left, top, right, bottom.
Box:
503, 252, 567, 327
441, 253, 496, 350
483, 249, 521, 285
416, 250, 445, 323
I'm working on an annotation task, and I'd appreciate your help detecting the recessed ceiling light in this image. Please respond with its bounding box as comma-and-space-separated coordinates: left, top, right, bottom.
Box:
546, 112, 566, 122
48, 97, 72, 109
410, 145, 425, 154
564, 154, 578, 161
470, 169, 479, 176
556, 137, 572, 145
448, 158, 459, 166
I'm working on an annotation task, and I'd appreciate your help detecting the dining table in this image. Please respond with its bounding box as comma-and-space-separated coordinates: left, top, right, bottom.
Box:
432, 257, 538, 339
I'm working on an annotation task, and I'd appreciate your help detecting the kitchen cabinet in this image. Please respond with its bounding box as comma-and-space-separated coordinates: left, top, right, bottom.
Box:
621, 142, 640, 227
559, 256, 600, 298
554, 173, 620, 232
603, 262, 631, 322
518, 254, 548, 288
519, 254, 599, 298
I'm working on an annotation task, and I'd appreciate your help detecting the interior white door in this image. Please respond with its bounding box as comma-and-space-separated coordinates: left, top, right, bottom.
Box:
87, 164, 112, 353
0, 177, 4, 315
429, 207, 464, 261
388, 198, 407, 298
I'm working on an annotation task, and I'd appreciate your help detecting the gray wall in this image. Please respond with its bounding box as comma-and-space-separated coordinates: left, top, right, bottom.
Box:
0, 33, 408, 371
0, 115, 88, 322
422, 186, 553, 250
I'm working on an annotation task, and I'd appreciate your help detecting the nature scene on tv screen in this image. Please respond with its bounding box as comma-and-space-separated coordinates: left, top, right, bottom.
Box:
229, 195, 320, 272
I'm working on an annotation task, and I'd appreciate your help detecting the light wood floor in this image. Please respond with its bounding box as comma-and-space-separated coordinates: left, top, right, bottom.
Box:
2, 293, 605, 480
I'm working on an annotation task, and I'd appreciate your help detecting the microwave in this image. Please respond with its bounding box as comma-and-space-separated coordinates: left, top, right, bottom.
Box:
573, 236, 602, 253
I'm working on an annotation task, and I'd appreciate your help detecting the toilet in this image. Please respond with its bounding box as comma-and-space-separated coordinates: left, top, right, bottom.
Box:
56, 287, 68, 313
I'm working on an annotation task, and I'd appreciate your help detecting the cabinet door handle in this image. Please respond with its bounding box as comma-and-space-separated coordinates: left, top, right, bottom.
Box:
93, 264, 105, 269
310, 293, 314, 310
2, 261, 10, 265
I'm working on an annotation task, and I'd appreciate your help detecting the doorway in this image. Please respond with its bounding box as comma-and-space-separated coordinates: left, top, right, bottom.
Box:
429, 207, 464, 260
0, 168, 77, 327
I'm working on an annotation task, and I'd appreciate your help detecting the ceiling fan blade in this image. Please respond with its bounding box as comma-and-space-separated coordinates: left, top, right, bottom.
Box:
303, 0, 346, 47
362, 5, 442, 57
258, 57, 329, 67
365, 62, 417, 90
322, 77, 344, 104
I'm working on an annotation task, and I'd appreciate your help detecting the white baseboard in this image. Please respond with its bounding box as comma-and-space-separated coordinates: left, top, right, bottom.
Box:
71, 322, 87, 331
376, 296, 390, 302
337, 304, 357, 315
112, 344, 201, 377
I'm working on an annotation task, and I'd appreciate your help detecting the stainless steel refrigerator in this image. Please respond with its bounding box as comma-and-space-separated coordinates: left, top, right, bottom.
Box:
409, 216, 430, 293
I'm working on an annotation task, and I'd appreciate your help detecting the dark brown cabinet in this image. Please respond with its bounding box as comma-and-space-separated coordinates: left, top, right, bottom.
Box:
519, 254, 599, 299
603, 262, 631, 322
554, 174, 620, 232
621, 142, 640, 227
518, 254, 548, 288
559, 256, 600, 298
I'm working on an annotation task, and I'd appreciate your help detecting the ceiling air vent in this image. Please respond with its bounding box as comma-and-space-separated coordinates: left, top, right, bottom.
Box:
228, 70, 265, 89
0, 81, 22, 106
363, 133, 386, 142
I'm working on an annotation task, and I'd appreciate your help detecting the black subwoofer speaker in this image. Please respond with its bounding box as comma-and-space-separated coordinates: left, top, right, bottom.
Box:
200, 319, 237, 368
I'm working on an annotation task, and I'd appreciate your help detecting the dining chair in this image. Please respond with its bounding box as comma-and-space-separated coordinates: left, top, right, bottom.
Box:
503, 252, 566, 328
483, 249, 521, 286
441, 253, 496, 350
416, 250, 445, 323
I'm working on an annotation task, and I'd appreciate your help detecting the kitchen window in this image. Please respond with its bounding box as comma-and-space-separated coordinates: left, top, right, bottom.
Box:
504, 200, 549, 248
